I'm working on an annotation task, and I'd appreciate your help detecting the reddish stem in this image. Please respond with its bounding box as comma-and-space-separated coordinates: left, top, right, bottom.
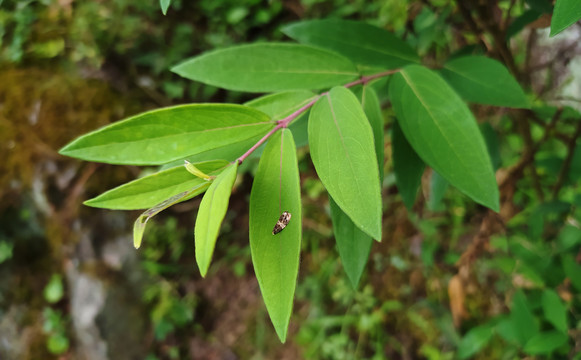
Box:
236, 69, 399, 164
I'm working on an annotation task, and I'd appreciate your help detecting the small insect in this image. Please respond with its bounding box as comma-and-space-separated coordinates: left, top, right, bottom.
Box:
272, 211, 291, 235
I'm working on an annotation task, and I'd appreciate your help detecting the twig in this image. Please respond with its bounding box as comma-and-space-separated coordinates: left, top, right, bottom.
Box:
235, 69, 399, 164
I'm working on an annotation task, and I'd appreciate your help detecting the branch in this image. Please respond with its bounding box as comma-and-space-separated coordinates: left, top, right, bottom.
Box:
235, 69, 399, 164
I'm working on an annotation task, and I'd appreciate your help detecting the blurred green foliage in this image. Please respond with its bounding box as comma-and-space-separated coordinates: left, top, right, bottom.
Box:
2, 0, 581, 359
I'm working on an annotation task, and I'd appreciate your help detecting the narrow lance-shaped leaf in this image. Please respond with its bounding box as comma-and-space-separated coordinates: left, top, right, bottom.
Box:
309, 86, 382, 239
440, 56, 530, 108
59, 104, 273, 165
195, 163, 238, 277
331, 85, 384, 288
172, 43, 359, 93
389, 65, 499, 211
134, 185, 209, 249
282, 19, 419, 69
85, 160, 229, 210
249, 129, 301, 343
550, 0, 581, 36
392, 120, 425, 210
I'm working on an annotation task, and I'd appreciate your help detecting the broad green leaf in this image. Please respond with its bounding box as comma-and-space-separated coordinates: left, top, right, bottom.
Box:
457, 324, 494, 359
185, 133, 263, 163
160, 0, 171, 15
309, 86, 382, 239
282, 19, 419, 69
172, 43, 359, 93
440, 56, 530, 108
195, 163, 238, 277
392, 120, 425, 210
85, 160, 229, 210
551, 0, 581, 36
329, 197, 373, 289
541, 289, 568, 333
60, 104, 273, 165
523, 331, 568, 355
246, 90, 318, 148
249, 129, 301, 342
389, 65, 499, 211
133, 186, 207, 248
510, 290, 539, 345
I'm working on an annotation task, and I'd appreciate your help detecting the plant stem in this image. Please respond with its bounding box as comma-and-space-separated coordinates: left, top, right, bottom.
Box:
236, 69, 399, 164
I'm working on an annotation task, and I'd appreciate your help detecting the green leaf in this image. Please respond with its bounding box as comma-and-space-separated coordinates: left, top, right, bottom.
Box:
389, 65, 499, 211
541, 289, 568, 334
440, 56, 530, 108
44, 274, 64, 304
457, 324, 494, 359
309, 86, 382, 240
562, 254, 581, 292
330, 197, 373, 289
133, 186, 208, 249
523, 331, 568, 355
551, 0, 581, 36
85, 160, 229, 210
160, 0, 171, 15
392, 120, 425, 210
172, 43, 359, 93
249, 129, 301, 342
510, 290, 539, 345
195, 163, 238, 277
59, 104, 273, 165
281, 19, 419, 69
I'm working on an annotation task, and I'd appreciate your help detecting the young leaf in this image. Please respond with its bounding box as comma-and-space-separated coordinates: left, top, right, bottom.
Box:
523, 331, 568, 355
59, 104, 273, 165
133, 187, 207, 249
329, 197, 373, 289
184, 161, 213, 180
550, 0, 581, 36
440, 56, 530, 108
309, 86, 382, 240
160, 0, 171, 15
541, 289, 568, 334
85, 160, 229, 210
392, 120, 425, 210
172, 43, 359, 93
389, 65, 499, 211
249, 129, 301, 343
195, 163, 238, 277
282, 19, 419, 69
457, 324, 494, 359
